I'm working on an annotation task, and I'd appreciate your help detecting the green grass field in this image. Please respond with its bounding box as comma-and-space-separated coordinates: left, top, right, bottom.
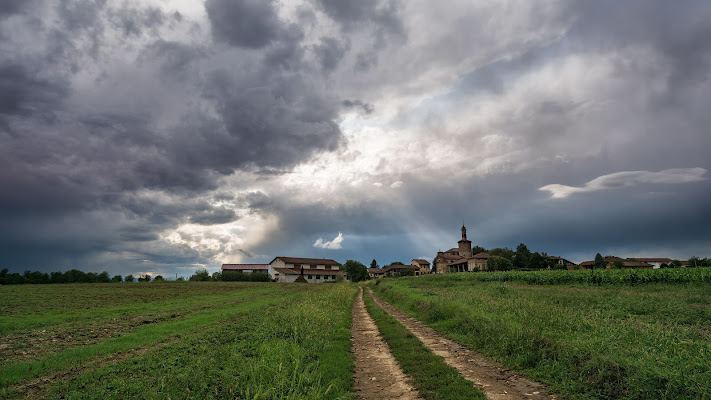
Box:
0, 282, 358, 399
370, 269, 711, 400
4, 270, 710, 400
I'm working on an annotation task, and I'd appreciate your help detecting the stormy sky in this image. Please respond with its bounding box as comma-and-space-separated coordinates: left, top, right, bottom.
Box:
2, 0, 710, 277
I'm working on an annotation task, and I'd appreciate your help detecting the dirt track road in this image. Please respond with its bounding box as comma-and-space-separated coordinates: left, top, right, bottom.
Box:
351, 288, 421, 400
367, 287, 557, 400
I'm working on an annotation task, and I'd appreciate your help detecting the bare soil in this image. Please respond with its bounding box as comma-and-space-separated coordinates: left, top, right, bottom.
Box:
0, 312, 185, 364
368, 288, 558, 400
351, 288, 421, 400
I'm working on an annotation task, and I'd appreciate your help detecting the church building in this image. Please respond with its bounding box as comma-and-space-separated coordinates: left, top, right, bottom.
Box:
434, 225, 491, 273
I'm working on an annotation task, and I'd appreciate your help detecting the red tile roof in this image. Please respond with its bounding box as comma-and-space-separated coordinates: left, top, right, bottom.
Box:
629, 258, 672, 263
412, 259, 430, 265
623, 261, 654, 268
377, 265, 420, 273
272, 267, 345, 276
270, 257, 341, 266
221, 264, 269, 271
472, 252, 491, 259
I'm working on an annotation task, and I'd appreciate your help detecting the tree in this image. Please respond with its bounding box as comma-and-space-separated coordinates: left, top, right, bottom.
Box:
111, 275, 123, 282
472, 245, 487, 255
686, 257, 710, 268
489, 247, 514, 261
670, 259, 682, 268
153, 275, 164, 281
612, 260, 625, 269
514, 243, 531, 269
342, 260, 369, 282
125, 274, 135, 282
97, 272, 111, 283
138, 274, 152, 282
370, 259, 379, 269
529, 252, 546, 269
487, 256, 513, 271
593, 253, 606, 270
189, 269, 211, 281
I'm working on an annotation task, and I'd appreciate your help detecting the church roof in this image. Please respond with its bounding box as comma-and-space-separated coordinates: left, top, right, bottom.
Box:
472, 252, 492, 259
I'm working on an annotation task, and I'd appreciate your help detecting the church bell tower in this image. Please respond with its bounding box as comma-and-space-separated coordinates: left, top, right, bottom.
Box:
458, 224, 472, 258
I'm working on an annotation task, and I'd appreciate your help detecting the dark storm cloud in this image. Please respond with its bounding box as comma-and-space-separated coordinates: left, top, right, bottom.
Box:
313, 0, 403, 34
342, 99, 374, 115
205, 0, 288, 49
568, 0, 711, 85
0, 0, 30, 17
0, 64, 68, 119
313, 37, 349, 72
189, 207, 238, 225
0, 0, 348, 272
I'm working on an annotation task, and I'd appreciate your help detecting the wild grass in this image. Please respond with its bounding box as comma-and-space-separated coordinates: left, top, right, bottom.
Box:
44, 284, 358, 399
0, 283, 358, 399
362, 289, 486, 400
371, 274, 711, 400
422, 267, 711, 286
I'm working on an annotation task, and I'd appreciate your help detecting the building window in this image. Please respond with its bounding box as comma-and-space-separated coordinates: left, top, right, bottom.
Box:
308, 275, 313, 279
316, 275, 321, 279
331, 275, 336, 279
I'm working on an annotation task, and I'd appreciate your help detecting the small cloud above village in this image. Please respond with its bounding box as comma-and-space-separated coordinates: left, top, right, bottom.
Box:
539, 168, 707, 199
313, 232, 344, 249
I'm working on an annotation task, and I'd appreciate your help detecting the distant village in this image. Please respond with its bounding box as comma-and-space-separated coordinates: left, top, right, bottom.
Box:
221, 225, 709, 283
2, 222, 707, 285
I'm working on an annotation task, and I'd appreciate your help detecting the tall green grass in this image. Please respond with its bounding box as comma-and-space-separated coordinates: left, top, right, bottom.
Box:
35, 284, 358, 400
371, 275, 711, 399
419, 267, 711, 286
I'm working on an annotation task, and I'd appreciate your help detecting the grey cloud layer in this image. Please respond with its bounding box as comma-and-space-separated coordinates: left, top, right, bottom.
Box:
0, 0, 356, 272
2, 0, 711, 274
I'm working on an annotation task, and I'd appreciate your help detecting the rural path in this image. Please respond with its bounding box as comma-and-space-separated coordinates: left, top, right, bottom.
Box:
351, 288, 422, 400
367, 288, 558, 400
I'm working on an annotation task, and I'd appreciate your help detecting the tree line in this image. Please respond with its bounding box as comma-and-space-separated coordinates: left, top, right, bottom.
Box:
0, 267, 270, 285
473, 243, 563, 271
0, 268, 166, 285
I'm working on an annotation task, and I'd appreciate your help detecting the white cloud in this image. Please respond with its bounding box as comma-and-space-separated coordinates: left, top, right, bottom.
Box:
313, 232, 344, 250
540, 168, 708, 199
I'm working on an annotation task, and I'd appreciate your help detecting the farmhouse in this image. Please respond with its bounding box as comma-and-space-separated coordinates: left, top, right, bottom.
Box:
221, 264, 269, 274
367, 264, 420, 278
367, 268, 386, 279
269, 257, 348, 283
548, 256, 576, 269
412, 259, 431, 275
579, 256, 654, 269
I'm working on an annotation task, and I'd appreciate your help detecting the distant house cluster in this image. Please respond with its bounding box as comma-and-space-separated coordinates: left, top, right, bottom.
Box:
221, 257, 349, 284
578, 256, 686, 269
367, 259, 430, 279
433, 225, 574, 273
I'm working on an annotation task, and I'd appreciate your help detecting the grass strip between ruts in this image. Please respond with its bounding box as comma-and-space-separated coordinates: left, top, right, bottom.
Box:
362, 287, 486, 400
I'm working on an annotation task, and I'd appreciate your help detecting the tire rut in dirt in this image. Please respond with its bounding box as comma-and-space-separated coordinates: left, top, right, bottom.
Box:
351, 288, 421, 400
